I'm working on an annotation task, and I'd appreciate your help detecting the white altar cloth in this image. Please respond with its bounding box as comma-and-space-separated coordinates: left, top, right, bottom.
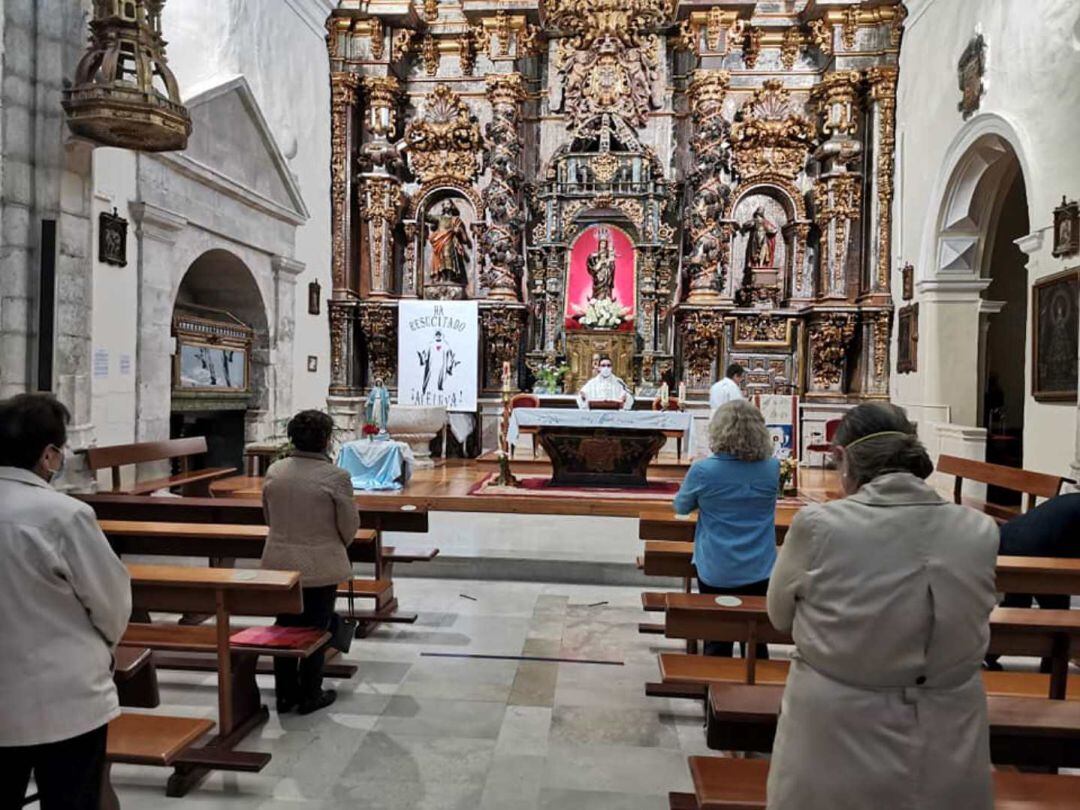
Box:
507, 407, 693, 448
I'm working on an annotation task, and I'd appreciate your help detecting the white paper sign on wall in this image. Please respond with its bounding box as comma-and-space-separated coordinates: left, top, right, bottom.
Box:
397, 300, 478, 412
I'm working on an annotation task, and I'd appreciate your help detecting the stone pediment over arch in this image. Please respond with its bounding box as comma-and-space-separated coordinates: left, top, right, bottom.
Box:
173, 75, 309, 225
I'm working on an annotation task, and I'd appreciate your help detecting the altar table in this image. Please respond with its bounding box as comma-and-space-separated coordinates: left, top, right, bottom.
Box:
507, 408, 693, 447
337, 439, 414, 491
508, 409, 693, 488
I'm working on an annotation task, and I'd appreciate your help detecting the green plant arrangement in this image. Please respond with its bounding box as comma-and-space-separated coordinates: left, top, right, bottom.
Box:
534, 362, 569, 394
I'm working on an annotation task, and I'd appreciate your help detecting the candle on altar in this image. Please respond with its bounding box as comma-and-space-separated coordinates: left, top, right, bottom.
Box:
658, 382, 669, 408
678, 382, 686, 405
502, 361, 511, 393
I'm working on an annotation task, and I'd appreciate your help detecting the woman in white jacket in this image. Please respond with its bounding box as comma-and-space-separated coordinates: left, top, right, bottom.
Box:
767, 403, 998, 810
0, 394, 131, 810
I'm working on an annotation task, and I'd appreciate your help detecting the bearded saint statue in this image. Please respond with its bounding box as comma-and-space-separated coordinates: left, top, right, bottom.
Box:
741, 206, 778, 270
426, 200, 471, 285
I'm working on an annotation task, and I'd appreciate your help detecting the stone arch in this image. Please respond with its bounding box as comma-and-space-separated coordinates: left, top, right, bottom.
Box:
169, 249, 275, 470
919, 114, 1032, 450
727, 179, 806, 300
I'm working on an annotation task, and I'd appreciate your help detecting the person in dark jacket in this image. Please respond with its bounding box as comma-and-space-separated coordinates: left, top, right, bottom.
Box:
998, 492, 1080, 611
986, 493, 1080, 672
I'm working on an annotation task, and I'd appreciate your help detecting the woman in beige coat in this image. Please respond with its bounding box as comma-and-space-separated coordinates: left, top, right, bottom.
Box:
262, 410, 358, 715
766, 403, 998, 810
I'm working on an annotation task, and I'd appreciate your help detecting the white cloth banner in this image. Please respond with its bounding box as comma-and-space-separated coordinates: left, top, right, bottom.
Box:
397, 301, 479, 413
507, 407, 693, 448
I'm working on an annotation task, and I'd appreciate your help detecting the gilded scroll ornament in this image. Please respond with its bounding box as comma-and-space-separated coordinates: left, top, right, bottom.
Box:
735, 314, 790, 346
404, 84, 484, 185
422, 35, 439, 76
730, 80, 815, 180
807, 19, 833, 55
678, 310, 726, 383
481, 73, 527, 301
841, 6, 859, 50
741, 26, 763, 70
809, 313, 856, 388
369, 18, 384, 60
358, 304, 398, 385
424, 0, 439, 22
873, 309, 891, 384
780, 28, 802, 71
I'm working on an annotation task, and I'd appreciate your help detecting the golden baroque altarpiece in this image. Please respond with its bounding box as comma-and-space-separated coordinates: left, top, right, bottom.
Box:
325, 0, 903, 407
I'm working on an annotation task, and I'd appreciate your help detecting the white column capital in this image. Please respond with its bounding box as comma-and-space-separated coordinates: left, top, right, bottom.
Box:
271, 254, 306, 283
129, 201, 187, 244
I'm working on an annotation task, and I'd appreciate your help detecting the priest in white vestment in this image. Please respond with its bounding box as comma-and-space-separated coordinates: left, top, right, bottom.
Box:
576, 356, 634, 410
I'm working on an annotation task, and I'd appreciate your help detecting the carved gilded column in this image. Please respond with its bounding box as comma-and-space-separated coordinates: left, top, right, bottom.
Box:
328, 299, 359, 396
359, 175, 403, 299
684, 70, 730, 304
812, 175, 861, 300
482, 73, 526, 302
330, 72, 359, 293
866, 66, 899, 297
359, 76, 402, 300
358, 303, 398, 387
810, 71, 863, 302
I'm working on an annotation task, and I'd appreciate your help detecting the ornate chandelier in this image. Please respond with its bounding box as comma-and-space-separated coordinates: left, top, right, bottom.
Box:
62, 0, 191, 151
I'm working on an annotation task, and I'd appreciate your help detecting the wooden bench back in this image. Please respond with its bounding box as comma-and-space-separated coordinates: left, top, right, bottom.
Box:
78, 493, 430, 533
84, 437, 210, 471
127, 563, 302, 616
937, 454, 1064, 510
665, 594, 1080, 697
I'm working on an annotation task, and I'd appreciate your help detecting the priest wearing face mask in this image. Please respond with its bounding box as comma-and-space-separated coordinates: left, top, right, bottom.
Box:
0, 393, 131, 810
576, 355, 634, 410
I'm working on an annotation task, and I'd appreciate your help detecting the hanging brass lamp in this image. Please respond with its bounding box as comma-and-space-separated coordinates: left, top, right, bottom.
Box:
62, 0, 191, 151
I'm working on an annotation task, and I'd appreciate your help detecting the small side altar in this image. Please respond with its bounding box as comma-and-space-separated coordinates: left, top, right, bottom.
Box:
507, 409, 693, 488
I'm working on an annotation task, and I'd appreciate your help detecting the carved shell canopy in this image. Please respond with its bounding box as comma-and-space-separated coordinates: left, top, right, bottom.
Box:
404, 84, 484, 185
730, 80, 815, 180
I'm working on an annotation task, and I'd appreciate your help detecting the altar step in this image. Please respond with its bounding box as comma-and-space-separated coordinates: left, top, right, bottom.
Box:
475, 450, 693, 476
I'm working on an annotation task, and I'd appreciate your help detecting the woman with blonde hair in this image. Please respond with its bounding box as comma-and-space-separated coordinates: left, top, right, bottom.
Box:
766, 402, 997, 809
674, 399, 779, 657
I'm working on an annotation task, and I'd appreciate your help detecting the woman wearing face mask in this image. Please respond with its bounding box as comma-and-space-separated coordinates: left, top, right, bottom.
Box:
765, 403, 998, 810
0, 393, 131, 809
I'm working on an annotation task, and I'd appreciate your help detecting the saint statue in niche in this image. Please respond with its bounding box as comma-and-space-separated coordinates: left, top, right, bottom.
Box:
741, 207, 778, 269
426, 200, 471, 285
587, 227, 617, 301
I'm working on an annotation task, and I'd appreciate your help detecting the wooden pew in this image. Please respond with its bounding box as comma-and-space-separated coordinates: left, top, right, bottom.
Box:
673, 756, 1080, 810
640, 549, 1080, 599
82, 438, 236, 496
654, 595, 1080, 701
704, 683, 1080, 769
123, 563, 326, 796
97, 518, 424, 634
102, 713, 216, 809
938, 454, 1067, 518
79, 494, 435, 631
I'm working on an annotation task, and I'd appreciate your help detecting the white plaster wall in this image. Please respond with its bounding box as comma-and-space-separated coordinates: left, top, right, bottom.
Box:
160, 0, 333, 414
894, 0, 1080, 478
89, 148, 139, 448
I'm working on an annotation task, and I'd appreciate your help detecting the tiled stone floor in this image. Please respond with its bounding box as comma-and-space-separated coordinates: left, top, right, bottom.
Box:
109, 578, 718, 809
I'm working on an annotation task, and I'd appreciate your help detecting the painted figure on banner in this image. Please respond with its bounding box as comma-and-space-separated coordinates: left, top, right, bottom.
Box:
426, 200, 471, 285
418, 330, 461, 394
742, 207, 778, 269
577, 355, 634, 410
587, 228, 617, 301
365, 377, 391, 434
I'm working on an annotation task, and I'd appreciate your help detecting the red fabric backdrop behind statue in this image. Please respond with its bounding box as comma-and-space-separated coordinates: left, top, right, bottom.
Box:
564, 224, 636, 330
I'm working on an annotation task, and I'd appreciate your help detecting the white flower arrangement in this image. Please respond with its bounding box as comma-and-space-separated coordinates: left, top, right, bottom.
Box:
574, 297, 632, 329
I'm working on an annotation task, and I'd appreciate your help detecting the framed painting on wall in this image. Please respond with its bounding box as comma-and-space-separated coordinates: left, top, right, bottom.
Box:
896, 303, 918, 374
1032, 267, 1078, 402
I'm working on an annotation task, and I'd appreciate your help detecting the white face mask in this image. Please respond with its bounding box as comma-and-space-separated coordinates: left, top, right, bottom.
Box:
600, 366, 612, 378
42, 444, 66, 484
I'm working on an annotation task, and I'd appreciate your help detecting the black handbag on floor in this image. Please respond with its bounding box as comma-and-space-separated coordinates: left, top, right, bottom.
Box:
330, 580, 358, 652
